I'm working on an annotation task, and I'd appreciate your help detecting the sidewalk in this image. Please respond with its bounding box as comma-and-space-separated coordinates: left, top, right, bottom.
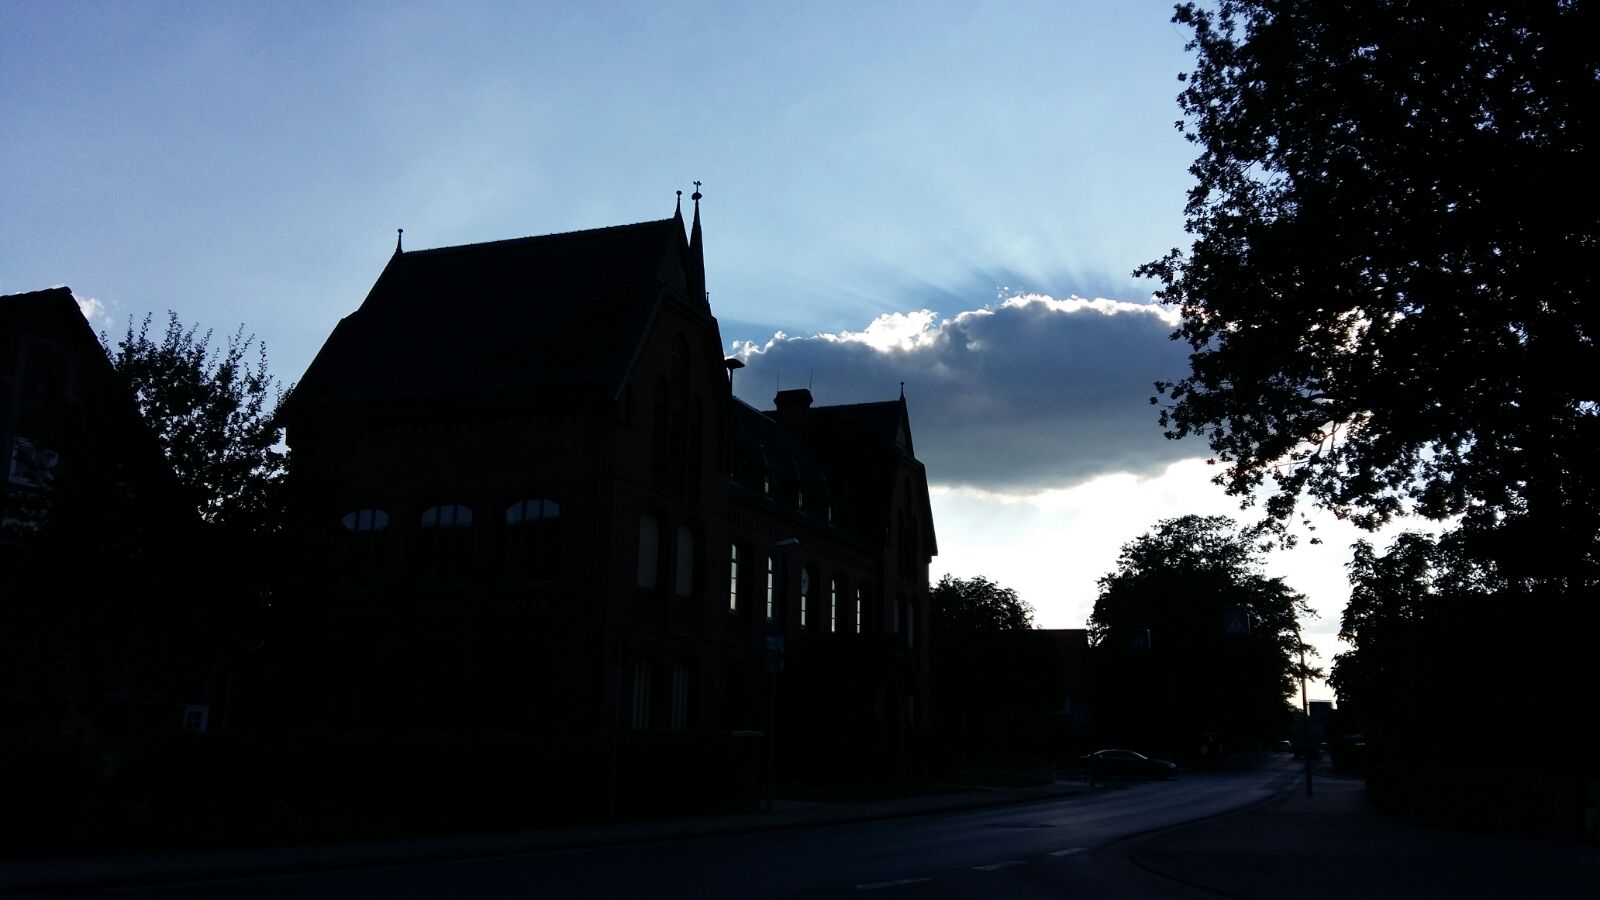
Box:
0, 778, 1092, 895
1127, 770, 1599, 899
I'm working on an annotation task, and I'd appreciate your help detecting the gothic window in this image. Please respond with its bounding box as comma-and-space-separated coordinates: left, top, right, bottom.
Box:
728, 543, 740, 613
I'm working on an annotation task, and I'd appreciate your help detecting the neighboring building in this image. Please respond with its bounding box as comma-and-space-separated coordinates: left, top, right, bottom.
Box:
276, 197, 936, 795
0, 287, 199, 737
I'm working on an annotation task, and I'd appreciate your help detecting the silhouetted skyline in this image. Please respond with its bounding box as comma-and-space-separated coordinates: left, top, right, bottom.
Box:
1, 3, 1385, 698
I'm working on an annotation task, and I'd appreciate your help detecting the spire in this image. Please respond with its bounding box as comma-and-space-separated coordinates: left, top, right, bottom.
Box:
688, 181, 706, 308
674, 189, 683, 219
395, 228, 404, 254
689, 181, 703, 251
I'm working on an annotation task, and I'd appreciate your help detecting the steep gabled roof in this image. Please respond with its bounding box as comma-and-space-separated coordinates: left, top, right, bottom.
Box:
0, 287, 95, 349
283, 215, 695, 421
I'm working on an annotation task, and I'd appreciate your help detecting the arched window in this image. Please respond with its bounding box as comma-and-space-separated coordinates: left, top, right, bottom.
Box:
504, 498, 559, 585
414, 503, 473, 584
637, 512, 661, 590
674, 524, 697, 597
728, 544, 740, 613
339, 507, 390, 587
855, 585, 865, 633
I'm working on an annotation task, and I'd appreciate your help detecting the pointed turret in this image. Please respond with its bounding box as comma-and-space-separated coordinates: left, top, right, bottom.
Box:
688, 182, 706, 308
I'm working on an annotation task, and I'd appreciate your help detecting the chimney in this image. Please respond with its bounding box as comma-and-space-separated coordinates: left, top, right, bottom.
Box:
773, 388, 813, 441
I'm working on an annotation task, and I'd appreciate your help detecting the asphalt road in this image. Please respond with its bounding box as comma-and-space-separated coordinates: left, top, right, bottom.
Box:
79, 760, 1305, 898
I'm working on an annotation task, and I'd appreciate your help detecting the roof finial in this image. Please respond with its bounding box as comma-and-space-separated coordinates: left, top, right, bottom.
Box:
692, 180, 702, 203
900, 381, 905, 399
396, 228, 404, 253
676, 189, 682, 213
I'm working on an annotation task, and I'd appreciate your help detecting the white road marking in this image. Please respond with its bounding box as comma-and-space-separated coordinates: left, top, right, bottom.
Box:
972, 860, 1027, 871
854, 877, 932, 890
1048, 847, 1088, 857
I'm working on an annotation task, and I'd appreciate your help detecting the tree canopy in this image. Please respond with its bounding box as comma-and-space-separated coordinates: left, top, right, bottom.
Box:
930, 574, 1036, 634
107, 312, 290, 533
1088, 515, 1313, 754
1138, 1, 1599, 575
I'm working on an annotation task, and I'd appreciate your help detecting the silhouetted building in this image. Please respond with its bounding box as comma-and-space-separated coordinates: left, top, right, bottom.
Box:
277, 197, 936, 799
1, 287, 199, 738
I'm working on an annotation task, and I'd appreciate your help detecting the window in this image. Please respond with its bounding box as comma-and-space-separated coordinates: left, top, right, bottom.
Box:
670, 661, 690, 730
728, 544, 740, 612
855, 586, 865, 633
799, 566, 812, 631
637, 513, 661, 590
674, 524, 697, 597
631, 660, 654, 729
415, 504, 474, 584
766, 555, 776, 621
340, 507, 390, 587
504, 498, 559, 584
829, 578, 840, 633
181, 704, 210, 734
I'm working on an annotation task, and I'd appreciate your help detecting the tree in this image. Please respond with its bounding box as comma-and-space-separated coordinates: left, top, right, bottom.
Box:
1088, 515, 1314, 755
927, 575, 1063, 767
107, 312, 290, 533
930, 575, 1036, 634
1137, 2, 1599, 577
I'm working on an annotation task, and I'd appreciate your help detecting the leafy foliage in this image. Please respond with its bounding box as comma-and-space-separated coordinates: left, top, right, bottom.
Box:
930, 575, 1035, 634
1138, 1, 1599, 560
1088, 515, 1314, 753
107, 312, 290, 532
1330, 530, 1596, 773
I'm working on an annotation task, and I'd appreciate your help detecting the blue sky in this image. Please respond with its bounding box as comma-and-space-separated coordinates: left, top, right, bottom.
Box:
4, 2, 1377, 697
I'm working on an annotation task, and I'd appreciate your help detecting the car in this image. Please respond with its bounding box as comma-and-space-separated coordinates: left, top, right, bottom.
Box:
1273, 740, 1293, 753
1079, 748, 1178, 779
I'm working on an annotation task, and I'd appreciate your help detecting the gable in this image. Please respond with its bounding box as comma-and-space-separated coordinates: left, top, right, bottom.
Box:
283, 216, 699, 422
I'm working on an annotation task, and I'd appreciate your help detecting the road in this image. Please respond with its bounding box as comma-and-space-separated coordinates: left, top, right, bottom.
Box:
86, 759, 1305, 898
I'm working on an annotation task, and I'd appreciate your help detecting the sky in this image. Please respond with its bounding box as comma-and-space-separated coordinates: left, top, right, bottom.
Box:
1, 1, 1413, 700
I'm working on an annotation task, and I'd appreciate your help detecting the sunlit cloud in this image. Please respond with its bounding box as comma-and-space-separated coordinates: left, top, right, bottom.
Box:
74, 294, 110, 327
730, 291, 1194, 491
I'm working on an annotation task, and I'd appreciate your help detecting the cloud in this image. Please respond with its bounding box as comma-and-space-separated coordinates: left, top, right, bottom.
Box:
730, 293, 1198, 492
74, 294, 110, 327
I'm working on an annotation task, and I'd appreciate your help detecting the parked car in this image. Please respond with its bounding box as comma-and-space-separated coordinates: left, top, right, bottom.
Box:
1273, 740, 1293, 753
1079, 749, 1177, 779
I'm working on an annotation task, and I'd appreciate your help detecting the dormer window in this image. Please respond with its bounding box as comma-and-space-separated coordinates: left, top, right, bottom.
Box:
763, 473, 771, 496
797, 489, 805, 511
